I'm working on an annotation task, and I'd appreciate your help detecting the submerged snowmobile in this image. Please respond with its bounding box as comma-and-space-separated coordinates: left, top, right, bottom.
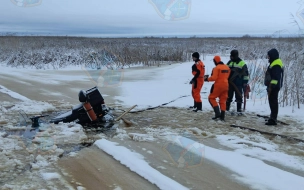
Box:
50, 87, 113, 125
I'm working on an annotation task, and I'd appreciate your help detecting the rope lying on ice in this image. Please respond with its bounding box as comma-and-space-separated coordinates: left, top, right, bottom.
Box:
128, 94, 191, 113
230, 125, 304, 143
111, 92, 205, 113
112, 91, 208, 113
115, 92, 207, 113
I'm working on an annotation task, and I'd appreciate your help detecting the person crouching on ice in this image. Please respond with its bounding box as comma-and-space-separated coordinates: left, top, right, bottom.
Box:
205, 56, 230, 121
189, 52, 205, 112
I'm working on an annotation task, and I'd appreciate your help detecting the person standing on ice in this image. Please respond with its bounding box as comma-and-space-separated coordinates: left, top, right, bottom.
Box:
189, 52, 205, 112
264, 48, 284, 125
205, 56, 230, 121
226, 50, 249, 115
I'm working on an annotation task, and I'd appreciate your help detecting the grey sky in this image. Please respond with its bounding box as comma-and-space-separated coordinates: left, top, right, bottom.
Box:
1, 0, 304, 37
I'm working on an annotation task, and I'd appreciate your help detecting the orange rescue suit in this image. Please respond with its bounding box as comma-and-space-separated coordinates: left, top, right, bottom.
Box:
192, 60, 205, 103
207, 62, 230, 111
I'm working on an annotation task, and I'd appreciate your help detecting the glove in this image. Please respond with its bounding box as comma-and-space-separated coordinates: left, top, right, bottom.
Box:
267, 84, 277, 94
270, 84, 277, 90
189, 79, 195, 84
267, 86, 270, 93
204, 75, 209, 82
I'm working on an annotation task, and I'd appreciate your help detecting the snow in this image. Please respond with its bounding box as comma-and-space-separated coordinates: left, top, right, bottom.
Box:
41, 172, 61, 180
0, 132, 6, 137
216, 135, 304, 172
94, 139, 188, 190
113, 186, 122, 190
31, 155, 49, 170
113, 128, 130, 140
167, 135, 304, 190
0, 86, 56, 115
115, 56, 226, 110
68, 152, 78, 157
53, 123, 87, 144
157, 166, 166, 170
128, 133, 155, 142
10, 101, 56, 114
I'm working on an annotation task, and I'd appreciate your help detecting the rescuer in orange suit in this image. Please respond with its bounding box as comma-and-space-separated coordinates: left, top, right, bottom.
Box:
189, 52, 205, 112
205, 55, 230, 120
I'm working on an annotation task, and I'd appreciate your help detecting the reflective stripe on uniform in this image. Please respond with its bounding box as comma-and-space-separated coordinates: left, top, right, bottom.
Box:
270, 59, 283, 68
270, 80, 278, 84
229, 65, 243, 69
228, 60, 246, 68
269, 59, 283, 86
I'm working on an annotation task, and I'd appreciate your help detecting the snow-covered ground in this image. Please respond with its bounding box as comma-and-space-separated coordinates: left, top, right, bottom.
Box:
112, 55, 304, 189
116, 55, 304, 121
0, 55, 304, 190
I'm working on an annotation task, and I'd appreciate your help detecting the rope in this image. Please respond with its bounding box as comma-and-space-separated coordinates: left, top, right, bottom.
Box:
128, 94, 191, 113
230, 124, 304, 143
112, 91, 208, 113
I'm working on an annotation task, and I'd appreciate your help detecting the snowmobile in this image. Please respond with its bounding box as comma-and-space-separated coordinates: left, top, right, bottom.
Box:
50, 86, 113, 126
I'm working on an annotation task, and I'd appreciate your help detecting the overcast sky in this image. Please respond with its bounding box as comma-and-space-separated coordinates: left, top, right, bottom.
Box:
1, 0, 304, 37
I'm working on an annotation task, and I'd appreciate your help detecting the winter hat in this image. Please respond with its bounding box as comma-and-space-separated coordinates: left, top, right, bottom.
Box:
213, 55, 221, 64
192, 52, 200, 59
267, 48, 279, 63
230, 50, 239, 58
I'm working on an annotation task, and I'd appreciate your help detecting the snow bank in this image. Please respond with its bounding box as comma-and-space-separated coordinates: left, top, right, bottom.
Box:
94, 139, 188, 190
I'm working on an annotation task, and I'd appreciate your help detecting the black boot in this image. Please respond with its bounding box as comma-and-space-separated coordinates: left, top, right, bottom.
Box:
236, 102, 243, 115
220, 111, 225, 121
237, 102, 242, 113
226, 102, 230, 111
212, 106, 220, 119
265, 118, 277, 125
189, 101, 197, 109
193, 102, 202, 112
